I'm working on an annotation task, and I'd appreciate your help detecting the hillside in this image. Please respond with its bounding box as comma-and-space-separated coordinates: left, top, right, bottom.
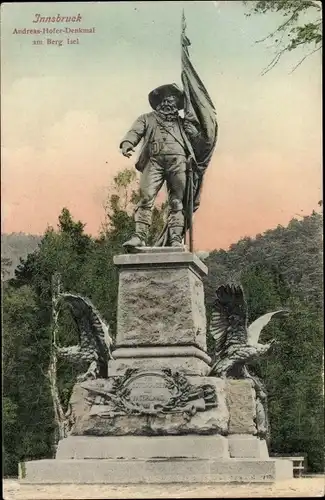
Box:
1, 233, 42, 280
204, 211, 323, 311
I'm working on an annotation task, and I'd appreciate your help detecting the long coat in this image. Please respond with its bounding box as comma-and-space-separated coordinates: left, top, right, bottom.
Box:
120, 112, 198, 173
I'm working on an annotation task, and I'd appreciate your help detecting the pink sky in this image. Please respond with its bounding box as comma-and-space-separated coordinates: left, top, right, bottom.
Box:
1, 2, 322, 251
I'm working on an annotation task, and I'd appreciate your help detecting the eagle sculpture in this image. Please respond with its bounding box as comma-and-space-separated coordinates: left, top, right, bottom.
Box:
208, 284, 289, 439
56, 293, 114, 382
209, 284, 289, 378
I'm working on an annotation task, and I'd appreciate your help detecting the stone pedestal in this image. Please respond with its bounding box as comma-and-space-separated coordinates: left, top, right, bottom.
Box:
109, 248, 211, 376
21, 433, 291, 484
21, 457, 292, 484
19, 248, 293, 484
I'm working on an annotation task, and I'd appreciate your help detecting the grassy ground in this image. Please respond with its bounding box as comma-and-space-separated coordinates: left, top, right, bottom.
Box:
3, 477, 325, 499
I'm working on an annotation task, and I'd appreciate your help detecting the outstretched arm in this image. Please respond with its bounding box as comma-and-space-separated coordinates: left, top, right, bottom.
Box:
120, 114, 147, 157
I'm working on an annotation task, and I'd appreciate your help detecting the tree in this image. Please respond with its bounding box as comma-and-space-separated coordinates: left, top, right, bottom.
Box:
1, 256, 12, 280
101, 168, 138, 237
243, 0, 322, 74
13, 208, 93, 301
6, 209, 94, 458
265, 296, 324, 472
3, 285, 55, 476
3, 397, 18, 476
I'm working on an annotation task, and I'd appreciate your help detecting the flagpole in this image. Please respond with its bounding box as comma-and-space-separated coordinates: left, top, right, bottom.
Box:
188, 160, 194, 253
181, 10, 194, 253
182, 9, 187, 248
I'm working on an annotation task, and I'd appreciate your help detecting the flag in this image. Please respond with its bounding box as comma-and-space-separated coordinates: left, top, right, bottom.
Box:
181, 10, 218, 212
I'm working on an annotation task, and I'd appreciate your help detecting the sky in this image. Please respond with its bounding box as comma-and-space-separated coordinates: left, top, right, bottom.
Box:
1, 1, 322, 251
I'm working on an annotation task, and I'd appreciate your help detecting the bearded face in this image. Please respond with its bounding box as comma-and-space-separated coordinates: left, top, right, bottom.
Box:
156, 95, 179, 120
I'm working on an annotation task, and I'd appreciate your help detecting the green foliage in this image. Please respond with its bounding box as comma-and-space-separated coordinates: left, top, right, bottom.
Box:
102, 168, 138, 235
243, 0, 322, 73
205, 212, 322, 311
3, 209, 95, 476
266, 297, 324, 471
1, 257, 13, 280
3, 285, 55, 476
3, 397, 18, 475
241, 266, 323, 472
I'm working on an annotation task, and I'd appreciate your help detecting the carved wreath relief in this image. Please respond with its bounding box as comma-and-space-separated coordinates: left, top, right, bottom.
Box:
81, 369, 217, 420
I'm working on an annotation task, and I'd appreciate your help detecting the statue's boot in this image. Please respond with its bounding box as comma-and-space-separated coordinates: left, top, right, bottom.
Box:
122, 236, 144, 252
169, 209, 184, 247
123, 223, 148, 251
123, 208, 151, 252
169, 225, 184, 247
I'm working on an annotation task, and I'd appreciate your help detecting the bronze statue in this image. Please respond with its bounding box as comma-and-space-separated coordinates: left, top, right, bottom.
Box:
120, 84, 200, 249
120, 14, 218, 251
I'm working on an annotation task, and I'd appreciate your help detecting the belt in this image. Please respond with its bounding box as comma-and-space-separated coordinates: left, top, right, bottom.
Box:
150, 140, 185, 156
152, 153, 186, 157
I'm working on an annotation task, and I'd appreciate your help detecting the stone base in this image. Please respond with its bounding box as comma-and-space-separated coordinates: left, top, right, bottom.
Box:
111, 346, 211, 363
108, 352, 211, 376
20, 434, 292, 484
56, 435, 269, 460
228, 435, 269, 459
20, 457, 293, 484
56, 435, 229, 460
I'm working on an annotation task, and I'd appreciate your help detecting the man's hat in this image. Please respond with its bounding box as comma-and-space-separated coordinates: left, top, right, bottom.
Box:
148, 83, 184, 110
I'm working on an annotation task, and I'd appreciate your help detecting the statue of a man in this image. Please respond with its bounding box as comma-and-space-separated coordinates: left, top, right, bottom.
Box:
120, 83, 200, 251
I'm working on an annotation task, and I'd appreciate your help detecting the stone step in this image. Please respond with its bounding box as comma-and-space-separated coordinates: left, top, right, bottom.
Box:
19, 458, 293, 484
56, 435, 229, 460
56, 435, 269, 461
